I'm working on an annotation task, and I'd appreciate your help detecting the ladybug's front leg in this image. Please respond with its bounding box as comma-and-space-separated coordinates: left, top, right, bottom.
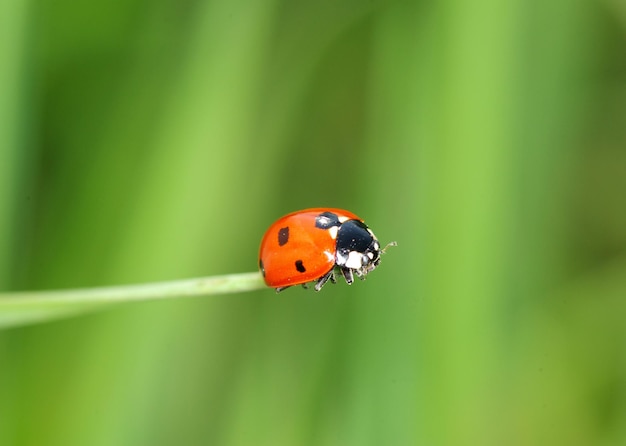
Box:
340, 267, 354, 285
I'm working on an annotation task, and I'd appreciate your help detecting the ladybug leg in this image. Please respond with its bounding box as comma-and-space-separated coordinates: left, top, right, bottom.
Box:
329, 270, 337, 284
301, 283, 309, 290
355, 269, 367, 280
340, 267, 354, 285
314, 270, 334, 291
275, 286, 291, 293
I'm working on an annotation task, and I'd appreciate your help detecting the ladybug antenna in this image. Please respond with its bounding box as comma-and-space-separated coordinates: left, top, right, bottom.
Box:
381, 241, 397, 254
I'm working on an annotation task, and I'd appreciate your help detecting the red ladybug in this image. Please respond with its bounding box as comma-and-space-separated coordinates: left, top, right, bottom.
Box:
259, 208, 392, 292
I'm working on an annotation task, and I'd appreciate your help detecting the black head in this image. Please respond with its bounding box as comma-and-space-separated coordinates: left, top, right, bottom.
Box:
334, 219, 381, 277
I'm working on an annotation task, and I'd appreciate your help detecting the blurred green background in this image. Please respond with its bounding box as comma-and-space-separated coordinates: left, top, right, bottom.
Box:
1, 0, 626, 444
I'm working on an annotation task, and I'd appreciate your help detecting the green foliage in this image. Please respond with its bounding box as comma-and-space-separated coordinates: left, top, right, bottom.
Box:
1, 0, 625, 444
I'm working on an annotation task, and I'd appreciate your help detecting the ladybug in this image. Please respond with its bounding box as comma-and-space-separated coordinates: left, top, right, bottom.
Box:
259, 208, 392, 292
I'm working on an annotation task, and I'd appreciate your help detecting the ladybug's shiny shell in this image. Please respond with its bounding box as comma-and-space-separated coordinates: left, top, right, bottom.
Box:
258, 208, 383, 292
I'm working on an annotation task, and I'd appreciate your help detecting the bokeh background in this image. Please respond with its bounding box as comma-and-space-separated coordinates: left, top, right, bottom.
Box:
1, 0, 626, 444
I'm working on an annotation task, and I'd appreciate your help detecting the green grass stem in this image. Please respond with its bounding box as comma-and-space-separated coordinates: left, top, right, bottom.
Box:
0, 272, 265, 329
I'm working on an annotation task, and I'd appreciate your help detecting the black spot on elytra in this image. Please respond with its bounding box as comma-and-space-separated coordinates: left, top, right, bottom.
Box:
295, 260, 306, 273
259, 259, 265, 277
315, 212, 341, 230
278, 227, 289, 246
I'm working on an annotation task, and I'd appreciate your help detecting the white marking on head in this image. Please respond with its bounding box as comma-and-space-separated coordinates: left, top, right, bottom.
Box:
338, 215, 350, 223
328, 226, 339, 240
345, 251, 364, 269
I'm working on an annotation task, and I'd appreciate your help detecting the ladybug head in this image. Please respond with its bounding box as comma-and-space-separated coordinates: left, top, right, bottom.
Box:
334, 220, 382, 278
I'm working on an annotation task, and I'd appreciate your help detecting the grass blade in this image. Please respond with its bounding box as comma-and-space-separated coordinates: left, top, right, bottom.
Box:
0, 272, 265, 329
